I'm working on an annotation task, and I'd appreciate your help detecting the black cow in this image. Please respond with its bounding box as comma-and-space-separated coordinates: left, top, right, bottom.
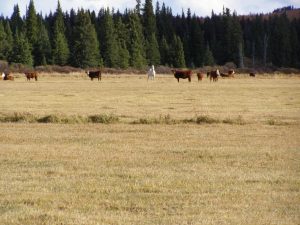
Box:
86, 70, 101, 81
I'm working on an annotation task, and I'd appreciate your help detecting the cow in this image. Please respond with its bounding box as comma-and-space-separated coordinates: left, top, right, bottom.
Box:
249, 72, 256, 77
207, 70, 220, 82
220, 72, 229, 77
172, 70, 192, 82
197, 72, 204, 82
25, 72, 38, 81
147, 65, 156, 81
2, 72, 14, 81
228, 69, 235, 76
86, 70, 101, 81
220, 69, 235, 78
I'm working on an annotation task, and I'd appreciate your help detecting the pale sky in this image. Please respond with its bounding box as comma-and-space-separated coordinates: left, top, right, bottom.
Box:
1, 0, 299, 18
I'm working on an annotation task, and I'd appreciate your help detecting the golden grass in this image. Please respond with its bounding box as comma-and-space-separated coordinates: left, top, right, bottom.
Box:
0, 73, 299, 224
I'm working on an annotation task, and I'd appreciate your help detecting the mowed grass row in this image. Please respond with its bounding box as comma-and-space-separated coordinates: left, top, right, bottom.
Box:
0, 74, 299, 224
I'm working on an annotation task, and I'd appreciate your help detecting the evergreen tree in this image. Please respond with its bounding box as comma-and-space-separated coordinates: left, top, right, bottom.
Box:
4, 21, 13, 59
128, 11, 146, 69
71, 9, 101, 68
0, 21, 7, 59
143, 0, 160, 65
190, 16, 205, 67
52, 0, 69, 65
203, 44, 215, 66
159, 35, 169, 66
170, 35, 185, 68
25, 0, 38, 47
9, 29, 33, 66
102, 8, 118, 67
290, 22, 300, 68
10, 4, 24, 34
33, 17, 52, 65
269, 14, 291, 67
115, 17, 130, 68
146, 33, 160, 65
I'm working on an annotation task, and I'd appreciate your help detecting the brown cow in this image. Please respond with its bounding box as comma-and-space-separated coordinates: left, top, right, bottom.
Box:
249, 72, 256, 77
220, 69, 235, 78
172, 70, 192, 82
228, 69, 235, 76
197, 72, 204, 82
25, 72, 38, 81
207, 70, 220, 82
86, 70, 101, 81
2, 72, 14, 81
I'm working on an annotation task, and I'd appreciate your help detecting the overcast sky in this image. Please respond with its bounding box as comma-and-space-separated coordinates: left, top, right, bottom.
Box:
1, 0, 300, 18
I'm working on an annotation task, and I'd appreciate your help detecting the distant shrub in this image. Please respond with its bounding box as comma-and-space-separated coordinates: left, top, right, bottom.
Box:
88, 114, 119, 124
222, 115, 246, 125
132, 114, 177, 124
0, 112, 37, 123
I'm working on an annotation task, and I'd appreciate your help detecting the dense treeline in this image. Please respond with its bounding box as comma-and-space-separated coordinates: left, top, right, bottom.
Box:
0, 0, 299, 69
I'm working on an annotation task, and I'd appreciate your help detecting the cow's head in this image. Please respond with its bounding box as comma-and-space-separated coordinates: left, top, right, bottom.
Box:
85, 71, 90, 75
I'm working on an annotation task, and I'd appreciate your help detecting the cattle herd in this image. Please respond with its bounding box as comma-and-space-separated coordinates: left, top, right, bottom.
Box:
1, 68, 256, 82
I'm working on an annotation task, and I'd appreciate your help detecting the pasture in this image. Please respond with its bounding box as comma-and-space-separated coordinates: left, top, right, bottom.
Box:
0, 73, 299, 224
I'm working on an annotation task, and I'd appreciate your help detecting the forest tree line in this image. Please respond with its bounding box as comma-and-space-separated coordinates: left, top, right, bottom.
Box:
0, 0, 299, 69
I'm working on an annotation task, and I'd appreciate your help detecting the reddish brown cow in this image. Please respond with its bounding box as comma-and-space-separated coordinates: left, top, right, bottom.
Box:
25, 72, 38, 81
172, 70, 192, 82
197, 73, 204, 82
249, 72, 256, 77
86, 70, 101, 81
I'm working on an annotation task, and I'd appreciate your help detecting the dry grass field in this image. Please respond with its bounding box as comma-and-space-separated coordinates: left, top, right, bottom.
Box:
0, 73, 299, 224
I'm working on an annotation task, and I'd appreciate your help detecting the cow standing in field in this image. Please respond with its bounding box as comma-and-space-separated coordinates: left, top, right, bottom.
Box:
25, 72, 38, 81
147, 65, 156, 81
207, 70, 220, 82
172, 70, 192, 82
86, 70, 101, 81
197, 72, 204, 82
250, 72, 256, 77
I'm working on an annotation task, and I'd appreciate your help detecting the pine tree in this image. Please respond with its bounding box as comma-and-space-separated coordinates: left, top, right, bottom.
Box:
71, 9, 101, 68
9, 30, 33, 66
190, 16, 205, 67
143, 0, 160, 65
10, 4, 24, 34
0, 21, 7, 59
128, 11, 146, 69
170, 35, 186, 68
203, 44, 215, 66
26, 0, 38, 47
115, 17, 130, 69
159, 35, 169, 66
290, 22, 300, 68
52, 0, 69, 65
102, 8, 118, 67
4, 21, 14, 59
33, 17, 52, 65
